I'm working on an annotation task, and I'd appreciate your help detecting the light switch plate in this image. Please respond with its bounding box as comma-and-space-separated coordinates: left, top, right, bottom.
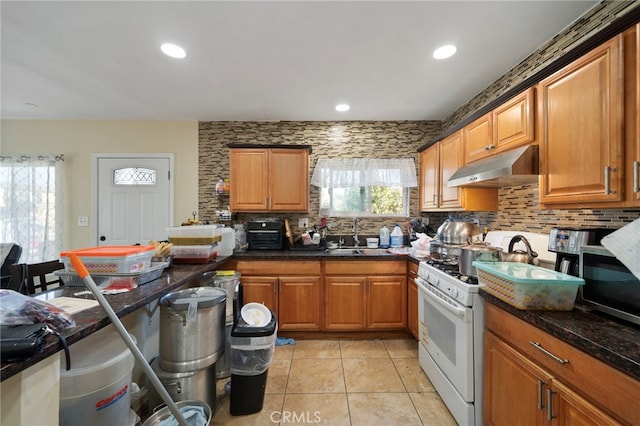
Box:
298, 218, 309, 229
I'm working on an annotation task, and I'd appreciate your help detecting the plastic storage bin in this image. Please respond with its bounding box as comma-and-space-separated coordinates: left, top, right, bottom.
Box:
59, 330, 135, 426
473, 261, 585, 310
166, 225, 223, 245
171, 245, 217, 259
229, 307, 277, 416
60, 246, 154, 273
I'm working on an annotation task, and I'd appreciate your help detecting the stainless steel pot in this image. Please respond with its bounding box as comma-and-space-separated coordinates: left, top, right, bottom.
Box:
148, 357, 217, 416
504, 235, 539, 265
459, 242, 503, 276
436, 218, 481, 244
159, 287, 226, 373
429, 240, 462, 261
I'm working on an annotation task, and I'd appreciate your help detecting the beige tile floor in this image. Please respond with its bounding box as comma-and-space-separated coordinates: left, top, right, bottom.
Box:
212, 338, 457, 425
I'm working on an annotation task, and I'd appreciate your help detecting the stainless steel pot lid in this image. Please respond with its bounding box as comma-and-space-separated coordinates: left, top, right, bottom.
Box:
160, 287, 226, 310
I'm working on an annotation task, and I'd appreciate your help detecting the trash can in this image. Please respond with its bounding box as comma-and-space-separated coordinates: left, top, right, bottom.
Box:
59, 330, 137, 426
229, 306, 277, 416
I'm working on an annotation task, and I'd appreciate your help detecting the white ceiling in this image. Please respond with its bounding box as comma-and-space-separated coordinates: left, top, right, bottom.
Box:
1, 1, 598, 122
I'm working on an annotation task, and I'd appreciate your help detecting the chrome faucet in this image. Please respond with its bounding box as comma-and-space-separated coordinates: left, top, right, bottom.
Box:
352, 217, 360, 247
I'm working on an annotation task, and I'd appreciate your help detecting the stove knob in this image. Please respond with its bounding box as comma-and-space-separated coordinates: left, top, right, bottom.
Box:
432, 277, 439, 287
449, 287, 459, 298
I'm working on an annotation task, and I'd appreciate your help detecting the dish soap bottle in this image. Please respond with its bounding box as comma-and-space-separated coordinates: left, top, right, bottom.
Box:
390, 224, 403, 247
379, 225, 390, 248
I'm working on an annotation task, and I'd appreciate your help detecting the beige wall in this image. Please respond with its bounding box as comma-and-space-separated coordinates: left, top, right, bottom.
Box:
1, 120, 199, 250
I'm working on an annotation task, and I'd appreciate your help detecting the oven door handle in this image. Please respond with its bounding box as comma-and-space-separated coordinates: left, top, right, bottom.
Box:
415, 278, 468, 319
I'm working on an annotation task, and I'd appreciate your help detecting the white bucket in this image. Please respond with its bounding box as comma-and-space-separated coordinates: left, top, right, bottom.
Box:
59, 330, 135, 426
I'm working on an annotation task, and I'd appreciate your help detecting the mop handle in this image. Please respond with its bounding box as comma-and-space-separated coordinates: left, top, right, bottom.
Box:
69, 254, 188, 426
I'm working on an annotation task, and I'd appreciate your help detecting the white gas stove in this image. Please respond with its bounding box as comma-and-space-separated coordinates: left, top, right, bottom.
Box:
416, 230, 555, 426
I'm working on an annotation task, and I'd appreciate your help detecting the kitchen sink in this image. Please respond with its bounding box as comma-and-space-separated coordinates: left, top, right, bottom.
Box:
328, 247, 391, 255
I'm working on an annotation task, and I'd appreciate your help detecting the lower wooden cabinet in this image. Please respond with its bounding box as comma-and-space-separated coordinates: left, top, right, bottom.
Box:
235, 260, 321, 331
407, 261, 419, 339
324, 260, 407, 331
484, 302, 639, 425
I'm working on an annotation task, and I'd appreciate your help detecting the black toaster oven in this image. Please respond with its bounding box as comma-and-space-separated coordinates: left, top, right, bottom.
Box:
247, 220, 285, 250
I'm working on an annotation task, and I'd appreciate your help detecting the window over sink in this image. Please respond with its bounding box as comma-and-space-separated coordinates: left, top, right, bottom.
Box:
311, 158, 417, 217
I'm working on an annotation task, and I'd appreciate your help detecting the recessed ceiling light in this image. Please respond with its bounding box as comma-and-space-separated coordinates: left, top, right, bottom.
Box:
335, 104, 350, 112
161, 43, 186, 59
433, 44, 457, 60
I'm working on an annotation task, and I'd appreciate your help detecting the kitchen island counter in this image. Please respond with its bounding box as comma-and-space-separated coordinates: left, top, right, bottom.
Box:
0, 256, 233, 382
482, 291, 640, 382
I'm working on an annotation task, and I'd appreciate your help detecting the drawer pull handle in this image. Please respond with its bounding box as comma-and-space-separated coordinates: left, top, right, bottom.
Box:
537, 380, 547, 411
529, 341, 569, 364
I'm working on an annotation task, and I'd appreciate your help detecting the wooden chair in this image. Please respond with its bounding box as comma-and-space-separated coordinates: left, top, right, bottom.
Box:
1, 243, 22, 289
9, 260, 65, 295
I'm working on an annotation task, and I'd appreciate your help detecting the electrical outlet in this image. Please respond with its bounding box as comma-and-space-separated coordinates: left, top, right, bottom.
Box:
78, 216, 89, 227
471, 217, 480, 226
298, 218, 309, 229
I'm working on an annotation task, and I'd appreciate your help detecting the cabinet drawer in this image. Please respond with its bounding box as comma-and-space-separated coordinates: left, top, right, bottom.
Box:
235, 260, 321, 275
324, 260, 406, 275
486, 302, 640, 425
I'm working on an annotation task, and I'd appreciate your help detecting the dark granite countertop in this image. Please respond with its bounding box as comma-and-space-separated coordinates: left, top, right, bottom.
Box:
482, 291, 640, 382
233, 247, 413, 260
0, 256, 233, 382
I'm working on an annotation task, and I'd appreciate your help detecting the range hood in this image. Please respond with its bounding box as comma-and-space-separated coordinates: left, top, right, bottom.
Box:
447, 144, 539, 188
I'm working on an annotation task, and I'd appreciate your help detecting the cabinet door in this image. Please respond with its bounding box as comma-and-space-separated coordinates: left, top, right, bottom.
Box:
240, 276, 278, 314
229, 149, 269, 211
439, 131, 464, 209
493, 87, 535, 152
551, 380, 619, 426
367, 275, 407, 329
278, 276, 321, 331
269, 149, 309, 212
629, 24, 640, 205
484, 331, 551, 426
407, 263, 419, 339
464, 113, 494, 164
324, 276, 366, 330
538, 35, 624, 205
419, 144, 439, 211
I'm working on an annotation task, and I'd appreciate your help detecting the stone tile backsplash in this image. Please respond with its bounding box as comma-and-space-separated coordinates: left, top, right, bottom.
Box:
199, 1, 640, 239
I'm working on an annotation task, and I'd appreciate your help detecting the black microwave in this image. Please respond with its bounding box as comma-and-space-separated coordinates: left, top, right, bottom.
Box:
579, 245, 640, 326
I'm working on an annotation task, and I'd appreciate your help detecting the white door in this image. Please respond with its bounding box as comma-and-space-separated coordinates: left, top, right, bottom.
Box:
95, 155, 173, 246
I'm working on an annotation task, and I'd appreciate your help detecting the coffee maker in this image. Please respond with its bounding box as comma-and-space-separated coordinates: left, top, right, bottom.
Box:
548, 227, 613, 276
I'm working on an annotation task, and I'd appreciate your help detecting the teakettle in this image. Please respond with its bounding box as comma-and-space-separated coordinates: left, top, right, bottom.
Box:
504, 235, 539, 265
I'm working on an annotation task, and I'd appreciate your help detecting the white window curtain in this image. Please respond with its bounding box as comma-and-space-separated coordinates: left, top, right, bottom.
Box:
311, 158, 418, 188
0, 155, 65, 263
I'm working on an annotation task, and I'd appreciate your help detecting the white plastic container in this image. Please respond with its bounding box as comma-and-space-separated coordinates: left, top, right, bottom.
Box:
59, 330, 135, 426
390, 224, 403, 247
166, 224, 223, 245
218, 228, 235, 256
379, 226, 390, 248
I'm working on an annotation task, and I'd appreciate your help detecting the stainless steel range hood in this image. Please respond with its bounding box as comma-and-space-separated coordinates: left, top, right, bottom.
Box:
447, 144, 539, 188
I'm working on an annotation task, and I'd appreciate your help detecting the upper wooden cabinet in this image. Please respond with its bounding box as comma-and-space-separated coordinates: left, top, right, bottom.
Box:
463, 113, 493, 164
419, 131, 498, 212
464, 88, 535, 164
229, 147, 309, 212
628, 24, 640, 206
538, 34, 624, 205
492, 87, 536, 152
